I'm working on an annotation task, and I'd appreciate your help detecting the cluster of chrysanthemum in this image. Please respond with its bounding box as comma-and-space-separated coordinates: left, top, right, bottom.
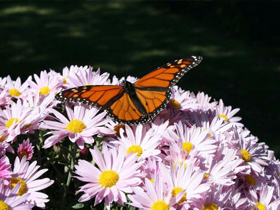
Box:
0, 65, 280, 209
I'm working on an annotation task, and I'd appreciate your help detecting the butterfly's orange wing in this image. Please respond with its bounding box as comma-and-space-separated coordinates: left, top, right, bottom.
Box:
56, 85, 147, 124
135, 56, 202, 89
133, 56, 203, 121
56, 85, 124, 109
107, 92, 144, 123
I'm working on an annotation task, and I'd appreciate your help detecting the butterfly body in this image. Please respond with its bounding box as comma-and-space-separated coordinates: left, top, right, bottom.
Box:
56, 56, 203, 125
122, 80, 148, 119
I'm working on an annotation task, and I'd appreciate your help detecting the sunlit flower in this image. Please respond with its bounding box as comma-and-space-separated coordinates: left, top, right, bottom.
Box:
28, 70, 61, 97
191, 185, 233, 210
65, 67, 110, 89
196, 92, 217, 110
41, 104, 113, 149
166, 122, 217, 157
11, 156, 54, 208
216, 99, 243, 127
160, 162, 210, 206
60, 65, 82, 85
22, 91, 56, 133
203, 147, 243, 186
169, 86, 197, 110
128, 176, 184, 210
116, 124, 161, 160
233, 129, 273, 175
5, 75, 31, 98
245, 184, 280, 210
0, 100, 31, 142
74, 145, 142, 209
0, 179, 33, 209
0, 156, 11, 179
141, 157, 161, 184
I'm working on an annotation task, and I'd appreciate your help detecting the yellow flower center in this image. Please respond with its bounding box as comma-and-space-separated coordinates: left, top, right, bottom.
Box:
23, 124, 32, 130
63, 77, 67, 84
149, 178, 154, 183
204, 173, 210, 179
204, 203, 218, 210
66, 120, 86, 133
240, 149, 251, 162
172, 187, 186, 204
0, 200, 9, 210
98, 170, 119, 188
9, 177, 28, 196
244, 174, 256, 185
182, 142, 193, 154
9, 88, 21, 97
169, 99, 181, 110
151, 201, 170, 210
5, 118, 19, 128
126, 145, 143, 157
0, 134, 6, 142
39, 87, 50, 96
219, 114, 229, 122
254, 203, 265, 210
19, 151, 28, 159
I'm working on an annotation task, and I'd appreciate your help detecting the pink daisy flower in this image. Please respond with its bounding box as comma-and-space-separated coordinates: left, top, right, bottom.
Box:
140, 157, 161, 184
203, 147, 243, 186
5, 75, 31, 99
0, 100, 31, 142
65, 67, 110, 89
115, 124, 162, 160
166, 122, 217, 157
22, 92, 56, 133
216, 99, 243, 127
233, 129, 273, 175
41, 104, 113, 149
149, 116, 170, 138
128, 176, 184, 210
0, 156, 11, 179
196, 92, 217, 110
245, 184, 280, 210
0, 179, 33, 209
163, 134, 201, 169
160, 162, 210, 207
28, 70, 61, 97
74, 145, 142, 209
169, 86, 197, 111
60, 65, 83, 86
191, 185, 233, 210
17, 138, 34, 160
10, 156, 54, 208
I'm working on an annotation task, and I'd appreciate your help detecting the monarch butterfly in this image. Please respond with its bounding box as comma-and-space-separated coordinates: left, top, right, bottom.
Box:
56, 56, 203, 125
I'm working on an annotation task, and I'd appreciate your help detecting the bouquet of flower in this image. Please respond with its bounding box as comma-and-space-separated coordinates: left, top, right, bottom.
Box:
0, 65, 279, 209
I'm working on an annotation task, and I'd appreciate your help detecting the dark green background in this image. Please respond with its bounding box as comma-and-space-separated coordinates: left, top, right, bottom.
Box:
1, 2, 279, 156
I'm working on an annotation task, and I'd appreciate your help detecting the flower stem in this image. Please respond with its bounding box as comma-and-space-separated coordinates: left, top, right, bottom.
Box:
61, 143, 77, 209
35, 130, 41, 165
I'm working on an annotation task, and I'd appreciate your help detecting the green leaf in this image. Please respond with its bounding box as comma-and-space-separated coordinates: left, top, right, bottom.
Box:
72, 203, 84, 209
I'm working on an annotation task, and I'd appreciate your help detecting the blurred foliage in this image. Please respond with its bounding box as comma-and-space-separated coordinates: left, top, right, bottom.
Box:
0, 1, 279, 158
